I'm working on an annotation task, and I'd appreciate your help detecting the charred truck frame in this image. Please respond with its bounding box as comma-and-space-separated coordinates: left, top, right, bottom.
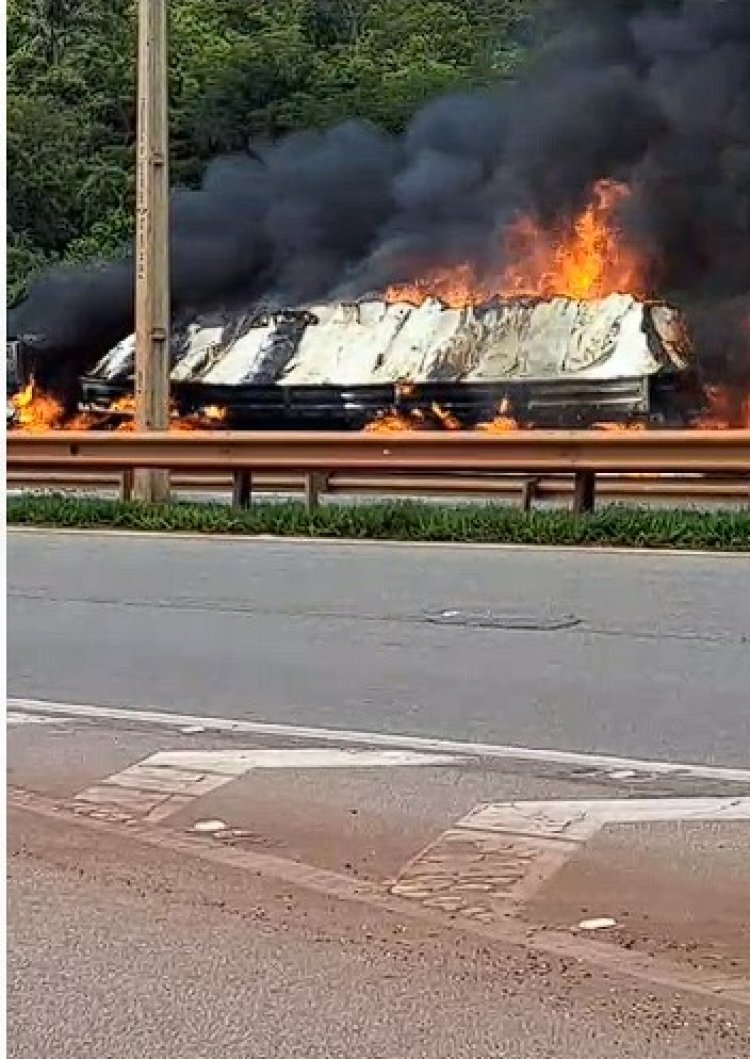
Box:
8, 294, 704, 430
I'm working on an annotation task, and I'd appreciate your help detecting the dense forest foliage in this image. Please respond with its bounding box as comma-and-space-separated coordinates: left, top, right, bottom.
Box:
7, 0, 543, 303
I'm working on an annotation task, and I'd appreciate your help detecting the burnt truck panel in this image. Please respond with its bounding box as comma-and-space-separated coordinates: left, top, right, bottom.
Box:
77, 294, 700, 428
6, 340, 33, 394
6, 340, 36, 423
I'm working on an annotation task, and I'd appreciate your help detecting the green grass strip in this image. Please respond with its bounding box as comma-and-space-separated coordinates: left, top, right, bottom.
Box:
7, 493, 750, 551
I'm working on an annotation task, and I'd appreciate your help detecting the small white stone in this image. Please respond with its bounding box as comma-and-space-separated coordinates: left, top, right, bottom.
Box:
193, 818, 228, 833
576, 917, 618, 932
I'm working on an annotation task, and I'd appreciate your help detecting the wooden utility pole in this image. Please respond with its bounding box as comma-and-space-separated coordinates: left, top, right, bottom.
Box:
133, 0, 170, 502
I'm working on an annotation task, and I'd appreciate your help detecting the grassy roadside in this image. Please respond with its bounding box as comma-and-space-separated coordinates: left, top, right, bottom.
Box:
7, 493, 750, 551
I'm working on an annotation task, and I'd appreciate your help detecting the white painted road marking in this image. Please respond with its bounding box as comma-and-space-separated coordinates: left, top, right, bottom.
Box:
147, 747, 460, 772
12, 785, 750, 1008
391, 796, 750, 923
9, 696, 750, 784
6, 710, 71, 726
73, 747, 463, 824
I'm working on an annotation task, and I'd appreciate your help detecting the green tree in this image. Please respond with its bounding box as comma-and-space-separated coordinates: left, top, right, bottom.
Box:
7, 0, 536, 303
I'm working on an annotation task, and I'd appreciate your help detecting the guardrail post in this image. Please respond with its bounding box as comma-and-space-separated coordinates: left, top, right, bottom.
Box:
121, 469, 135, 502
520, 476, 540, 513
573, 470, 596, 515
232, 470, 253, 509
304, 472, 326, 513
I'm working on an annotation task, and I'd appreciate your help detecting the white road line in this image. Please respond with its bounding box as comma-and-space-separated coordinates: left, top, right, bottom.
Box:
6, 710, 71, 726
147, 747, 459, 771
9, 696, 750, 784
73, 747, 462, 824
390, 796, 750, 922
9, 525, 747, 559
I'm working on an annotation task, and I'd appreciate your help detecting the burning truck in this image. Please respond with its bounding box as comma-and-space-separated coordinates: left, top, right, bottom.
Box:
6, 182, 707, 431
7, 294, 702, 432
75, 292, 696, 431
7, 2, 750, 432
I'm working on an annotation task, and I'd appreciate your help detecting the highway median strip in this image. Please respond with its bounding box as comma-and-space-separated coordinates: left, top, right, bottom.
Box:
7, 494, 750, 551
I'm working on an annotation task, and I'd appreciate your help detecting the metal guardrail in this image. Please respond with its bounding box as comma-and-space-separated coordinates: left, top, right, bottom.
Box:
7, 430, 750, 513
8, 470, 750, 512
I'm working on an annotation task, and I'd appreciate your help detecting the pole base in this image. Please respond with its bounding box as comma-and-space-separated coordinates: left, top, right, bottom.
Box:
132, 469, 171, 503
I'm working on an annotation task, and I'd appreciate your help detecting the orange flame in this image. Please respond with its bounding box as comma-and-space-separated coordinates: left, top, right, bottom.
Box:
110, 395, 230, 431
430, 402, 461, 431
385, 180, 648, 307
477, 397, 519, 433
110, 395, 137, 431
201, 404, 227, 424
9, 379, 65, 432
364, 409, 429, 433
695, 387, 750, 430
65, 410, 102, 430
385, 264, 492, 310
364, 402, 462, 433
110, 395, 136, 415
693, 318, 750, 428
8, 383, 230, 433
500, 181, 648, 301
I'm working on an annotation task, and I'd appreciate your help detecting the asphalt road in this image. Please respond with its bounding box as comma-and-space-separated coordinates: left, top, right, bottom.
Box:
13, 808, 747, 1059
9, 530, 750, 1058
8, 529, 750, 765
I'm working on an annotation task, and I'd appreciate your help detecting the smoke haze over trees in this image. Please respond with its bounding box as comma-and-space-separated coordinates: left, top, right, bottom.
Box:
8, 0, 749, 387
7, 0, 536, 304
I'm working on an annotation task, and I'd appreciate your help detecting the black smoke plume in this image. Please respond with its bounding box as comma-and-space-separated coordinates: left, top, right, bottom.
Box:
9, 0, 750, 392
